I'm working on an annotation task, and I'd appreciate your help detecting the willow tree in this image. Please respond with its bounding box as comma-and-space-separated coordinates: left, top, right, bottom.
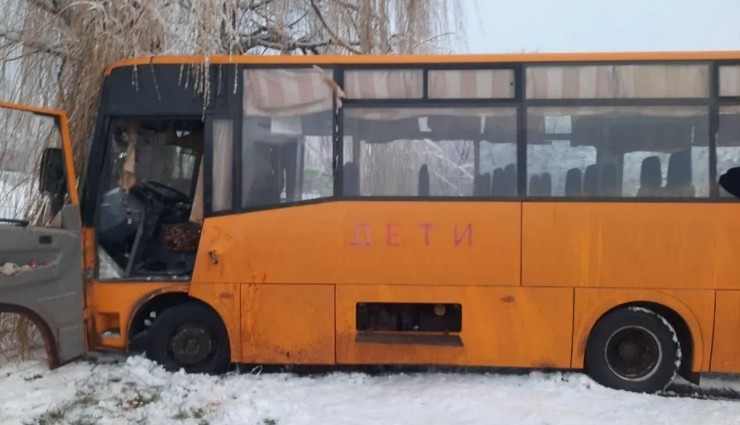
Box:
0, 0, 462, 166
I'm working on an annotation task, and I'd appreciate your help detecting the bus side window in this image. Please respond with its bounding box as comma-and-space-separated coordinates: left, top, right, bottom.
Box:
241, 68, 334, 209
342, 108, 518, 198
527, 106, 709, 198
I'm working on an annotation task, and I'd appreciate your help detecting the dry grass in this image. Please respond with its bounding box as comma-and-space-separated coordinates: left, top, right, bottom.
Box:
0, 312, 46, 363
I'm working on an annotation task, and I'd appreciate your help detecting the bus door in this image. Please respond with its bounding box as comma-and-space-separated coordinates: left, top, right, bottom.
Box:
0, 103, 84, 367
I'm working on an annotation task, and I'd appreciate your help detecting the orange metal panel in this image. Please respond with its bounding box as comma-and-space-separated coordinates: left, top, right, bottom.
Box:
523, 202, 740, 290
193, 204, 342, 285
710, 291, 740, 372
56, 110, 79, 205
0, 101, 66, 117
193, 202, 520, 286
240, 284, 335, 364
105, 51, 740, 73
82, 228, 95, 271
572, 288, 715, 371
188, 282, 242, 363
89, 280, 241, 360
90, 281, 188, 349
336, 285, 573, 368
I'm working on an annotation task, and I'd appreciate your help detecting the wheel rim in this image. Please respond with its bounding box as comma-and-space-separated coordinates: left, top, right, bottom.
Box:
167, 323, 217, 367
604, 325, 663, 382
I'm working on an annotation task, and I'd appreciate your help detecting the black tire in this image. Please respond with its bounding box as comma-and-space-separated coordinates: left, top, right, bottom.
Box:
145, 302, 230, 374
585, 307, 680, 393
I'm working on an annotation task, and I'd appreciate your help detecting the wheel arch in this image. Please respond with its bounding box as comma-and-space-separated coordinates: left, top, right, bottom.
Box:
126, 288, 232, 353
0, 303, 60, 368
144, 300, 232, 374
573, 293, 707, 380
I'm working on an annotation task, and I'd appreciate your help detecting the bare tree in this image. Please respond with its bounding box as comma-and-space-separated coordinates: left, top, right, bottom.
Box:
0, 0, 462, 166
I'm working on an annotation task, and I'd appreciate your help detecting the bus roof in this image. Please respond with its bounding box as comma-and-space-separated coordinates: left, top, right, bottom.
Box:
105, 51, 740, 75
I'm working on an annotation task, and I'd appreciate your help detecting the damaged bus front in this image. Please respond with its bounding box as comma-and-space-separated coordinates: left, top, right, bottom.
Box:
0, 102, 85, 367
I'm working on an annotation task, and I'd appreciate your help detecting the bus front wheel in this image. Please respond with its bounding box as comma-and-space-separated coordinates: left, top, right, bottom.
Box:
585, 307, 680, 393
145, 302, 230, 374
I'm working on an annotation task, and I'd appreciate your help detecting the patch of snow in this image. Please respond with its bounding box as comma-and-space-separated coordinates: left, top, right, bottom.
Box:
2, 355, 740, 425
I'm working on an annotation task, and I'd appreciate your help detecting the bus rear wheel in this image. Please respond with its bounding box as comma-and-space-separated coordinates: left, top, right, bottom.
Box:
145, 302, 230, 374
585, 307, 680, 393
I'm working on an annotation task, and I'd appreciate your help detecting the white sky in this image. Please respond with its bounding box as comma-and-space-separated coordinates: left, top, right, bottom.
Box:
462, 0, 740, 53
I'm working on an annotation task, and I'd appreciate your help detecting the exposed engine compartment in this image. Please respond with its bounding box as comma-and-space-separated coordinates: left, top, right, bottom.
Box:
356, 302, 462, 333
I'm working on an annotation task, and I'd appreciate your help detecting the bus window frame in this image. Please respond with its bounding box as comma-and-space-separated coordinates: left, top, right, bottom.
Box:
339, 103, 521, 199
199, 59, 739, 219
220, 64, 339, 216
208, 63, 523, 217
522, 60, 715, 203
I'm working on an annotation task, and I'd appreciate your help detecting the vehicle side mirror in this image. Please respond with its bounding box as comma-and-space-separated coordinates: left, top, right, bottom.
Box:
719, 166, 740, 198
39, 147, 67, 199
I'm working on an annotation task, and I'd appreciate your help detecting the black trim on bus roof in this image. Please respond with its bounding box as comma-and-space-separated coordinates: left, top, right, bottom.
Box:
236, 62, 519, 71
523, 98, 711, 107
339, 62, 521, 70
342, 99, 520, 107
103, 65, 205, 116
522, 59, 715, 67
341, 99, 710, 108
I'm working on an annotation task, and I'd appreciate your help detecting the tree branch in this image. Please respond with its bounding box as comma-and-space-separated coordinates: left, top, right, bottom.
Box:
0, 30, 65, 57
308, 0, 361, 54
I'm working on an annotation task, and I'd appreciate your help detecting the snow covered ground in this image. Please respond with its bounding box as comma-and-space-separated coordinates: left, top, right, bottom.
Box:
2, 355, 740, 425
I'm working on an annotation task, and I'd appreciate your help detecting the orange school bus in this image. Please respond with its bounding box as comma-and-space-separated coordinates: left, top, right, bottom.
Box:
6, 51, 740, 393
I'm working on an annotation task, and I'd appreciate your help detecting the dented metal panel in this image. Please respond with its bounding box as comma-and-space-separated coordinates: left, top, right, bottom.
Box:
0, 101, 84, 367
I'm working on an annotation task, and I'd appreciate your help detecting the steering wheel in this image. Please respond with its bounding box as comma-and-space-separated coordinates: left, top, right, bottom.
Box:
137, 180, 191, 204
0, 218, 30, 227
